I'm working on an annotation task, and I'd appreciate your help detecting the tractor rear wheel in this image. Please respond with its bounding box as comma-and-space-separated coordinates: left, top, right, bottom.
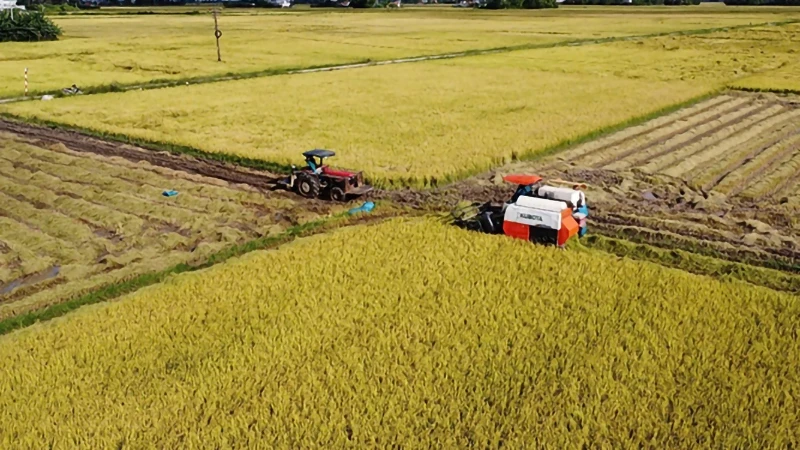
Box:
330, 187, 346, 202
296, 173, 320, 199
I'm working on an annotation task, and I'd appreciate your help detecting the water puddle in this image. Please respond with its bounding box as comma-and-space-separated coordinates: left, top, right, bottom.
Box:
0, 265, 61, 296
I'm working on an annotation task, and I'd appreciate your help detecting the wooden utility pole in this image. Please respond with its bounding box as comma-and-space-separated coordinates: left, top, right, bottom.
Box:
213, 8, 222, 62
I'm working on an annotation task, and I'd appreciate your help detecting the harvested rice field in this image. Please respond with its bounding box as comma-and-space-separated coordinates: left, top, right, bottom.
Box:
451, 92, 799, 274
0, 127, 337, 320
3, 6, 800, 447
548, 93, 800, 204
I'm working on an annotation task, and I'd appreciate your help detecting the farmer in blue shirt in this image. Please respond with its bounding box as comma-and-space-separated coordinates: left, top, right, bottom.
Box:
305, 156, 322, 174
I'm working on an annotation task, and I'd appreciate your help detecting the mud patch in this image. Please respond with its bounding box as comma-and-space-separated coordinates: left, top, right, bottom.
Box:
0, 119, 283, 190
0, 265, 60, 297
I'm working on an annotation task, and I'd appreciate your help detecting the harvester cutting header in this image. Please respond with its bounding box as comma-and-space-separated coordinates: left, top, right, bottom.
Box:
453, 174, 589, 247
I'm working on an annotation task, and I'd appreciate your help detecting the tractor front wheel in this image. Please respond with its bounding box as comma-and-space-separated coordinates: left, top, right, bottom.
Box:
296, 173, 321, 199
330, 187, 346, 202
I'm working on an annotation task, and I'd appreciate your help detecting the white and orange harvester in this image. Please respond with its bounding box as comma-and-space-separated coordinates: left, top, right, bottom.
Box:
453, 174, 589, 247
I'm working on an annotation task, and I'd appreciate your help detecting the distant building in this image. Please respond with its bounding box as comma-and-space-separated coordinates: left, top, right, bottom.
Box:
0, 0, 25, 10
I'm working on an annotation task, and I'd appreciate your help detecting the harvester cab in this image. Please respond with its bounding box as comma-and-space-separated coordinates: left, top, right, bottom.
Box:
454, 174, 589, 247
277, 149, 373, 202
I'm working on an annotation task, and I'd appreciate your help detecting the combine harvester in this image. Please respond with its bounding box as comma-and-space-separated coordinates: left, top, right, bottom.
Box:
453, 174, 589, 247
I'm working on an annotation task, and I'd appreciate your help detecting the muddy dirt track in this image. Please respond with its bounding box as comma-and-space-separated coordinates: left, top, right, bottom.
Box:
0, 120, 285, 191
2, 95, 798, 275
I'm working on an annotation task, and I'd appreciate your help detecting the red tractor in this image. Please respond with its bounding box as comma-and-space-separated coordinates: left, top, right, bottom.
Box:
277, 149, 373, 201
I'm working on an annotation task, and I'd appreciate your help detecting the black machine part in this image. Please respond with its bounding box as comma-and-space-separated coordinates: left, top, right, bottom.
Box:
330, 187, 346, 202
452, 202, 504, 234
303, 149, 336, 159
296, 172, 321, 198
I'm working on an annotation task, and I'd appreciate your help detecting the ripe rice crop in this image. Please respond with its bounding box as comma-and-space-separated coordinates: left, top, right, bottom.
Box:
0, 218, 797, 448
7, 22, 799, 186
0, 132, 335, 319
1, 8, 796, 98
2, 45, 717, 186
728, 23, 800, 92
732, 62, 800, 93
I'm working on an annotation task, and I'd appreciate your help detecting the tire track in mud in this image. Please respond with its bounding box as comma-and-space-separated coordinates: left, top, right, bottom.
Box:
651, 105, 789, 176
705, 130, 800, 194
0, 120, 283, 191
602, 101, 777, 171
543, 96, 737, 169
757, 153, 800, 201
590, 220, 800, 274
573, 97, 752, 169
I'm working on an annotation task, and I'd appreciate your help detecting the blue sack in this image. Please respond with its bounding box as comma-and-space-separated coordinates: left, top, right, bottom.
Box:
348, 201, 375, 215
162, 190, 178, 197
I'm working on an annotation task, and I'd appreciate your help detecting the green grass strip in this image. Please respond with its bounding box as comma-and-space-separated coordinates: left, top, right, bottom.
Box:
730, 86, 800, 96
591, 221, 800, 274
0, 209, 392, 336
579, 234, 800, 293
2, 18, 796, 103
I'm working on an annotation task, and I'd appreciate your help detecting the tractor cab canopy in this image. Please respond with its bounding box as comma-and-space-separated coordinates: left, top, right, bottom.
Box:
303, 149, 336, 159
303, 149, 336, 172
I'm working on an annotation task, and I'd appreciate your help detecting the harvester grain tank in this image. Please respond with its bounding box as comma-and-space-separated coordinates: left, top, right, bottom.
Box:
453, 174, 589, 247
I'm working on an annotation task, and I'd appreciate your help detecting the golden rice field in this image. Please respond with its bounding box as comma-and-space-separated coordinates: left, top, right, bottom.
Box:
7, 21, 800, 186
732, 61, 800, 92
492, 22, 800, 82
0, 132, 335, 320
0, 219, 797, 448
1, 6, 798, 97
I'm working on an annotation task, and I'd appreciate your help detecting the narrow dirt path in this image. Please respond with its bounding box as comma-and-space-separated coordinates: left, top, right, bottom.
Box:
0, 119, 283, 190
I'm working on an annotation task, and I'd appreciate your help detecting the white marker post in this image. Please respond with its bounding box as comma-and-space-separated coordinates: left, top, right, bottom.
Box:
24, 68, 28, 97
